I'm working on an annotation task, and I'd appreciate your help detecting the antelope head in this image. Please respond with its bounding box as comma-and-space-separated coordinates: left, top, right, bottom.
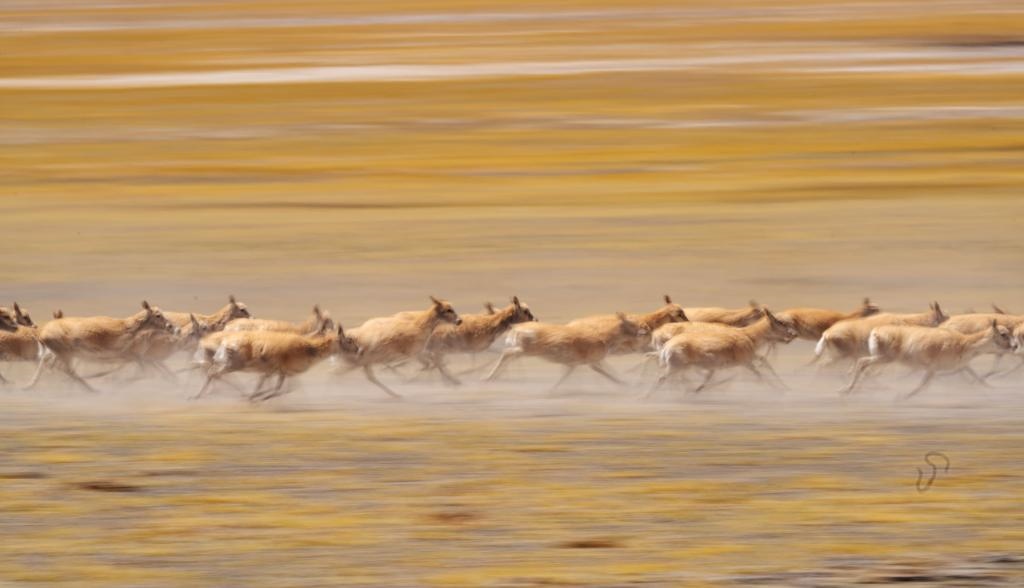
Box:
185, 313, 213, 342
765, 308, 798, 343
989, 319, 1014, 352
140, 300, 176, 333
12, 302, 33, 327
928, 301, 949, 326
511, 295, 537, 323
662, 294, 688, 323
335, 324, 361, 356
430, 296, 462, 326
0, 310, 18, 332
228, 295, 251, 320
859, 297, 881, 317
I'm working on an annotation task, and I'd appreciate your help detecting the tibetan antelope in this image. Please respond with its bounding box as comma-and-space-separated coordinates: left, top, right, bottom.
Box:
811, 302, 948, 368
646, 309, 797, 397
340, 297, 462, 398
0, 303, 35, 328
224, 305, 327, 334
776, 298, 880, 341
485, 313, 649, 390
684, 301, 763, 327
194, 323, 360, 402
567, 295, 688, 354
418, 296, 536, 385
942, 310, 1024, 376
0, 309, 30, 384
838, 320, 1014, 398
25, 301, 175, 392
163, 295, 250, 331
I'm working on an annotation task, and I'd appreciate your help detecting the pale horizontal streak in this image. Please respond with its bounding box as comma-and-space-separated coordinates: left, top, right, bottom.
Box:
3, 47, 1024, 90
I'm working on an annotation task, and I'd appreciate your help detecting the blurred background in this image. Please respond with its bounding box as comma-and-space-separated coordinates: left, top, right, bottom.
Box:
2, 1, 1024, 586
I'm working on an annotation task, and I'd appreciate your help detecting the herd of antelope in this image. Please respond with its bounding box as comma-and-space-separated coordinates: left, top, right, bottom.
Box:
0, 295, 1020, 402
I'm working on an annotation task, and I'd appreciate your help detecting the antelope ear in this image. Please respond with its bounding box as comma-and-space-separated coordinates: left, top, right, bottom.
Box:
337, 324, 345, 337
229, 295, 238, 305
749, 299, 759, 309
313, 304, 322, 319
512, 295, 521, 307
992, 303, 1007, 314
190, 313, 201, 328
664, 294, 672, 304
615, 311, 627, 321
863, 297, 871, 306
430, 295, 442, 306
764, 308, 778, 322
142, 300, 152, 311
13, 302, 21, 316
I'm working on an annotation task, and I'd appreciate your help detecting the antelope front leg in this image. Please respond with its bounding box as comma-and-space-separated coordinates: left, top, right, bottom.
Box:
56, 358, 100, 394
589, 362, 624, 386
548, 365, 576, 393
363, 365, 403, 399
691, 369, 717, 394
253, 373, 290, 402
23, 353, 57, 390
837, 356, 883, 396
754, 356, 787, 389
247, 374, 271, 401
903, 370, 936, 400
191, 372, 222, 400
434, 356, 462, 386
483, 348, 523, 382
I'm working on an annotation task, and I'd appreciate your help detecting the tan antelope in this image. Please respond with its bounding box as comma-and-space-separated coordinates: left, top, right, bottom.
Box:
194, 323, 360, 402
90, 313, 214, 381
418, 296, 536, 385
646, 309, 797, 397
25, 301, 175, 392
163, 295, 250, 331
941, 310, 1024, 376
776, 298, 880, 341
339, 297, 462, 398
567, 295, 688, 354
0, 303, 35, 328
811, 302, 948, 367
838, 320, 1014, 398
484, 313, 649, 390
224, 305, 327, 334
0, 309, 29, 384
684, 301, 763, 327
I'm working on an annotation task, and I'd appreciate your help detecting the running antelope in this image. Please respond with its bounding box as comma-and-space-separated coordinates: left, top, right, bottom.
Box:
418, 296, 536, 384
776, 298, 880, 341
684, 301, 763, 327
485, 313, 649, 390
568, 295, 688, 354
25, 301, 175, 392
224, 305, 327, 334
811, 302, 948, 367
164, 295, 250, 331
340, 297, 462, 398
0, 310, 29, 384
194, 323, 360, 402
646, 309, 797, 397
838, 320, 1014, 398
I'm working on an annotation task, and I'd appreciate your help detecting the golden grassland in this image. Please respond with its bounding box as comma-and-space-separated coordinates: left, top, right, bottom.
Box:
1, 395, 1023, 586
